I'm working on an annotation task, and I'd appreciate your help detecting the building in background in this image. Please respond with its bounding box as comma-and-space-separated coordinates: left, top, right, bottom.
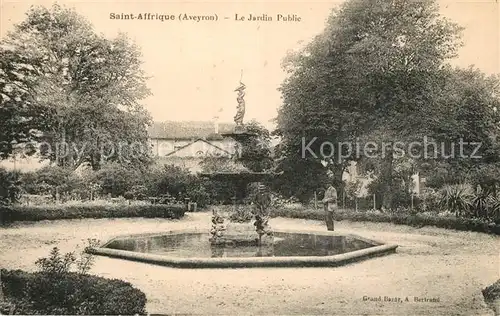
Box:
148, 121, 236, 173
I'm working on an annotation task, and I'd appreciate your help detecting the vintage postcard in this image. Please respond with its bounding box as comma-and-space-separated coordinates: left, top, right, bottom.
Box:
0, 0, 499, 315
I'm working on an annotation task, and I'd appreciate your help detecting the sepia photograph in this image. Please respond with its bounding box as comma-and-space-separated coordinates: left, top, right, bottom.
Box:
0, 0, 499, 315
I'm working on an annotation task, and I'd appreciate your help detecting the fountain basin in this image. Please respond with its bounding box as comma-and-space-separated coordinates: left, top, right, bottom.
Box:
88, 229, 398, 268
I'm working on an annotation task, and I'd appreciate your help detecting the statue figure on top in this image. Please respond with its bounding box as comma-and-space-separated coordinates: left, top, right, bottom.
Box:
234, 80, 246, 129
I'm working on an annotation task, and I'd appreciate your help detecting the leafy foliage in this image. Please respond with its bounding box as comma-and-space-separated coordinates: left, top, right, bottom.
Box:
1, 242, 147, 315
0, 34, 50, 159
275, 0, 500, 210
90, 162, 144, 197
1, 204, 185, 224
416, 189, 441, 213
35, 247, 77, 275
228, 205, 255, 223
124, 185, 148, 200
344, 179, 363, 201
239, 120, 274, 172
147, 164, 197, 197
186, 184, 211, 208
20, 165, 84, 199
438, 184, 473, 217
199, 157, 241, 204
1, 4, 153, 169
0, 168, 22, 206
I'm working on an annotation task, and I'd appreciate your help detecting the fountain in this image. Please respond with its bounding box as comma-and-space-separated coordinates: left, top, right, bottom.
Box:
201, 77, 277, 249
88, 76, 398, 268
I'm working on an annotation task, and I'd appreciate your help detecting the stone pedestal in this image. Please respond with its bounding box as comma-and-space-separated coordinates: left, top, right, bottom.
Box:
219, 221, 259, 245
255, 244, 274, 257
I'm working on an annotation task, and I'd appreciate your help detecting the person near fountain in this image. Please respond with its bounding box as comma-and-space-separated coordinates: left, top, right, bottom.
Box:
322, 181, 338, 231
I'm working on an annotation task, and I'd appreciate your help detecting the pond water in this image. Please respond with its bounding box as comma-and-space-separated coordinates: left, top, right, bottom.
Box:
104, 232, 376, 258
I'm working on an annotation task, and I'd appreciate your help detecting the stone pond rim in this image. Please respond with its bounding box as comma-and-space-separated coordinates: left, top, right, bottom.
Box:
87, 229, 399, 269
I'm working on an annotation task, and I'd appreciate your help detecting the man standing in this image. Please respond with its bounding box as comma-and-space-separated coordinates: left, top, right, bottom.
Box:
322, 181, 338, 231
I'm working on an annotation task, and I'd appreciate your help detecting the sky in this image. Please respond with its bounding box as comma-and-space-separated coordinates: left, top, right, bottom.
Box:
1, 0, 499, 129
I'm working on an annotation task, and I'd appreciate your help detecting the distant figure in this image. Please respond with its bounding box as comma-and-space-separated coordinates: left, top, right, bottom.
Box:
322, 181, 338, 231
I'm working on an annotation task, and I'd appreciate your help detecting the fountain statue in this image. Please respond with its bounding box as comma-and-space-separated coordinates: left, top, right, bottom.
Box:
202, 74, 277, 248
233, 81, 246, 130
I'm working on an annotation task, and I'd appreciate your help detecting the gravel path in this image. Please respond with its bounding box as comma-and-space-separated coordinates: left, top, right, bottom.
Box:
1, 212, 499, 315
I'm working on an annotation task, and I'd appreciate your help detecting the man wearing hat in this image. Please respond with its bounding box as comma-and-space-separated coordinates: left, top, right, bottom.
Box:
322, 180, 338, 231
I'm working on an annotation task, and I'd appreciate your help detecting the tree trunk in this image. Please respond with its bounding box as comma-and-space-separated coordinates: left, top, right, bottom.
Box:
90, 154, 100, 171
380, 146, 394, 210
314, 191, 317, 210
331, 164, 346, 194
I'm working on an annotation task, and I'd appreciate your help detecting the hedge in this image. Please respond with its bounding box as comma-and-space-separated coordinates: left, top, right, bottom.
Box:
1, 269, 147, 315
0, 204, 186, 224
271, 208, 500, 235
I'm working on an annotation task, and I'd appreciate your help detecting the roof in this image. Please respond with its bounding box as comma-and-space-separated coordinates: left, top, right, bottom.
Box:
164, 138, 233, 158
148, 121, 236, 140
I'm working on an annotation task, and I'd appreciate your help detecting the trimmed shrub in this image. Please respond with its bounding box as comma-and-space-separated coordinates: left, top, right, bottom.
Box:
147, 164, 196, 198
271, 207, 500, 235
20, 166, 85, 199
1, 269, 147, 315
90, 162, 145, 197
186, 184, 211, 209
0, 204, 185, 224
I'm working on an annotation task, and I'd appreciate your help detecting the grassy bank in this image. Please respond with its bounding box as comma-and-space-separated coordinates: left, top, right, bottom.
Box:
271, 207, 500, 235
0, 203, 186, 224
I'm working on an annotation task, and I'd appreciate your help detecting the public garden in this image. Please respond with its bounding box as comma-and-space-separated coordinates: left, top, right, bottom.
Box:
1, 0, 500, 315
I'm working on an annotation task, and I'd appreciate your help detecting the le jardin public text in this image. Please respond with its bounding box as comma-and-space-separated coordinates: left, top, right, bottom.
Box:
109, 13, 302, 22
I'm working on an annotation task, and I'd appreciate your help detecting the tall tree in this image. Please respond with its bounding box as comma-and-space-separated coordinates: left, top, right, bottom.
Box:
0, 4, 153, 169
0, 37, 50, 158
423, 67, 500, 192
277, 0, 466, 207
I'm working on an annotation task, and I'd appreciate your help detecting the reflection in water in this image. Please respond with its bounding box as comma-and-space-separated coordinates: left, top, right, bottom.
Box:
105, 232, 374, 259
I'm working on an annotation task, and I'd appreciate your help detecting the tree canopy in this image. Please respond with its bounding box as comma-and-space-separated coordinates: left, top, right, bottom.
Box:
275, 0, 500, 206
0, 4, 153, 170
